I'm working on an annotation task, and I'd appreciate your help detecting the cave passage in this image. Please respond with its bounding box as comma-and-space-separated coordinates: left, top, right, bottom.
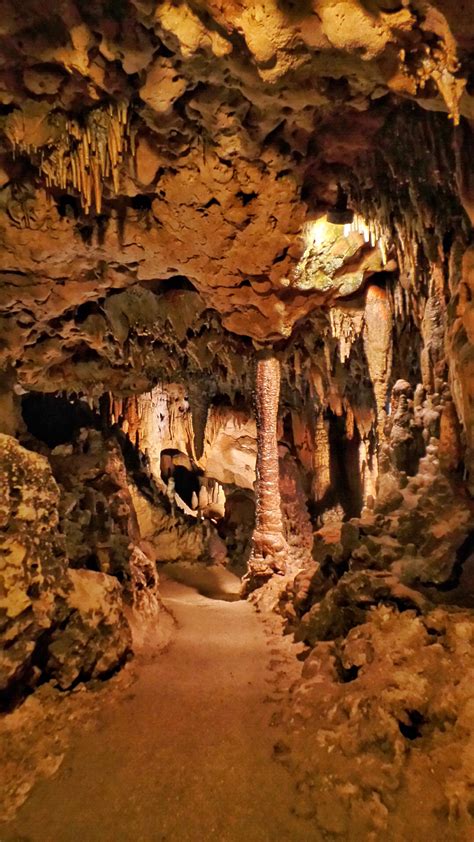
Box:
5, 569, 314, 842
327, 410, 363, 519
21, 393, 97, 447
1, 2, 474, 840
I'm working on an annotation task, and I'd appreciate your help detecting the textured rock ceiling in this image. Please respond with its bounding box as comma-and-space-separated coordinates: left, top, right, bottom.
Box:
0, 0, 473, 390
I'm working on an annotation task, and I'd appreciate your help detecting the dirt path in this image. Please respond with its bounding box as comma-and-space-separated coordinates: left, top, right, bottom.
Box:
3, 568, 320, 842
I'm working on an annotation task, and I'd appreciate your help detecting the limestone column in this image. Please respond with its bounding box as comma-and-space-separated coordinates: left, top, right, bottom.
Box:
363, 284, 393, 443
312, 412, 331, 503
242, 351, 287, 593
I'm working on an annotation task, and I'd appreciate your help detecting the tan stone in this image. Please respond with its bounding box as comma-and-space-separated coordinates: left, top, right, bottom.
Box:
140, 58, 188, 114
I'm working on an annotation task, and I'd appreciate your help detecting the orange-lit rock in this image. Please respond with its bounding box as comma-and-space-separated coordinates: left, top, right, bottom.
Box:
244, 354, 288, 591
0, 3, 473, 837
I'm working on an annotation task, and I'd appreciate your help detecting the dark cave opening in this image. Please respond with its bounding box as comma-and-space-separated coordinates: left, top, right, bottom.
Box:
398, 710, 426, 741
21, 393, 97, 447
328, 411, 363, 519
160, 448, 201, 506
173, 465, 201, 507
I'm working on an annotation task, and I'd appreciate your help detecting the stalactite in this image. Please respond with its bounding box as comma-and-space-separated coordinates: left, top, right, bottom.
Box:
349, 108, 469, 296
358, 436, 377, 507
242, 352, 287, 593
11, 102, 133, 215
454, 122, 474, 226
121, 395, 140, 447
329, 307, 364, 363
187, 382, 210, 461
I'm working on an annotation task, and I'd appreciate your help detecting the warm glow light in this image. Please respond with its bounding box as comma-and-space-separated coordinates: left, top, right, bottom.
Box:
303, 216, 336, 248
304, 213, 388, 264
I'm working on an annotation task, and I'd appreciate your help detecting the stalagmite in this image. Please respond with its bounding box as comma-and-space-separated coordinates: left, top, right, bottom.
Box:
363, 284, 393, 442
242, 351, 287, 593
312, 412, 331, 503
198, 485, 208, 509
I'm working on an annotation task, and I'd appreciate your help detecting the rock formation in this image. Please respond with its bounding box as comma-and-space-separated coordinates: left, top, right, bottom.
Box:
243, 353, 288, 591
0, 433, 132, 703
0, 1, 473, 837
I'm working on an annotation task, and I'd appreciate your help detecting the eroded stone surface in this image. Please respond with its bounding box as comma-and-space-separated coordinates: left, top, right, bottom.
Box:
0, 434, 68, 698
0, 0, 471, 405
0, 3, 473, 835
281, 605, 474, 841
0, 430, 162, 704
47, 568, 131, 690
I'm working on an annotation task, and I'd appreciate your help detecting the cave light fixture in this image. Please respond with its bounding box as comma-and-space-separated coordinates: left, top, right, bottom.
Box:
326, 184, 354, 229
304, 186, 388, 263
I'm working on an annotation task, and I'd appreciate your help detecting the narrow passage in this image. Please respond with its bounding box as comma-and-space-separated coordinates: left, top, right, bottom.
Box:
5, 570, 319, 842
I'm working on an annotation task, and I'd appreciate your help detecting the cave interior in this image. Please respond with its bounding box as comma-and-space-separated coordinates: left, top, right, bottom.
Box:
1, 1, 474, 839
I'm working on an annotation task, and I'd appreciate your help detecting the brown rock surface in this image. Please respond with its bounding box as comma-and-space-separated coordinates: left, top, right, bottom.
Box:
0, 432, 136, 703
0, 434, 69, 699
0, 3, 473, 835
0, 0, 471, 404
281, 605, 474, 841
244, 354, 288, 590
46, 568, 131, 690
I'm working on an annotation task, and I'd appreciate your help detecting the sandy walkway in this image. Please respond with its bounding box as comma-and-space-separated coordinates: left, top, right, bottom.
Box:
3, 568, 320, 842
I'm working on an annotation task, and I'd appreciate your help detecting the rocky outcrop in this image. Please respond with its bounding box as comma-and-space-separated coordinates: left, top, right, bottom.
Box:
276, 372, 473, 840
46, 568, 131, 690
129, 481, 207, 564
0, 433, 69, 699
284, 377, 473, 643
280, 605, 474, 841
50, 428, 141, 587
0, 433, 135, 705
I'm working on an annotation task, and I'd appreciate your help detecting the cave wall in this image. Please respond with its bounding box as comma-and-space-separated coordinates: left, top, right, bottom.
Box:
0, 0, 472, 410
0, 4, 473, 837
0, 432, 132, 703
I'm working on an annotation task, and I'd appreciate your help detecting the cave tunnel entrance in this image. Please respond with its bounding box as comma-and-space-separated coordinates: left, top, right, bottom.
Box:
174, 465, 201, 507
328, 410, 363, 519
21, 392, 97, 447
160, 448, 201, 507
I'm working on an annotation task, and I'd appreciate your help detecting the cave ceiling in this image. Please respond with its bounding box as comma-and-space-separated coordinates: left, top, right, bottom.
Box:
0, 0, 473, 394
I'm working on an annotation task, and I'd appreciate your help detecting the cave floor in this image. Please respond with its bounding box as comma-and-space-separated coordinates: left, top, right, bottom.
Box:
3, 568, 319, 842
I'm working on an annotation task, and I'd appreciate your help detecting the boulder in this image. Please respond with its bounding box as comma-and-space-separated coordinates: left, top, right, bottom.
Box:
47, 569, 132, 690
0, 434, 69, 699
282, 605, 474, 841
0, 433, 133, 703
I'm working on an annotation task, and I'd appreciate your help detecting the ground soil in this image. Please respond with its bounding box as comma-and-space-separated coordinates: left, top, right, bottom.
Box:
2, 566, 319, 842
